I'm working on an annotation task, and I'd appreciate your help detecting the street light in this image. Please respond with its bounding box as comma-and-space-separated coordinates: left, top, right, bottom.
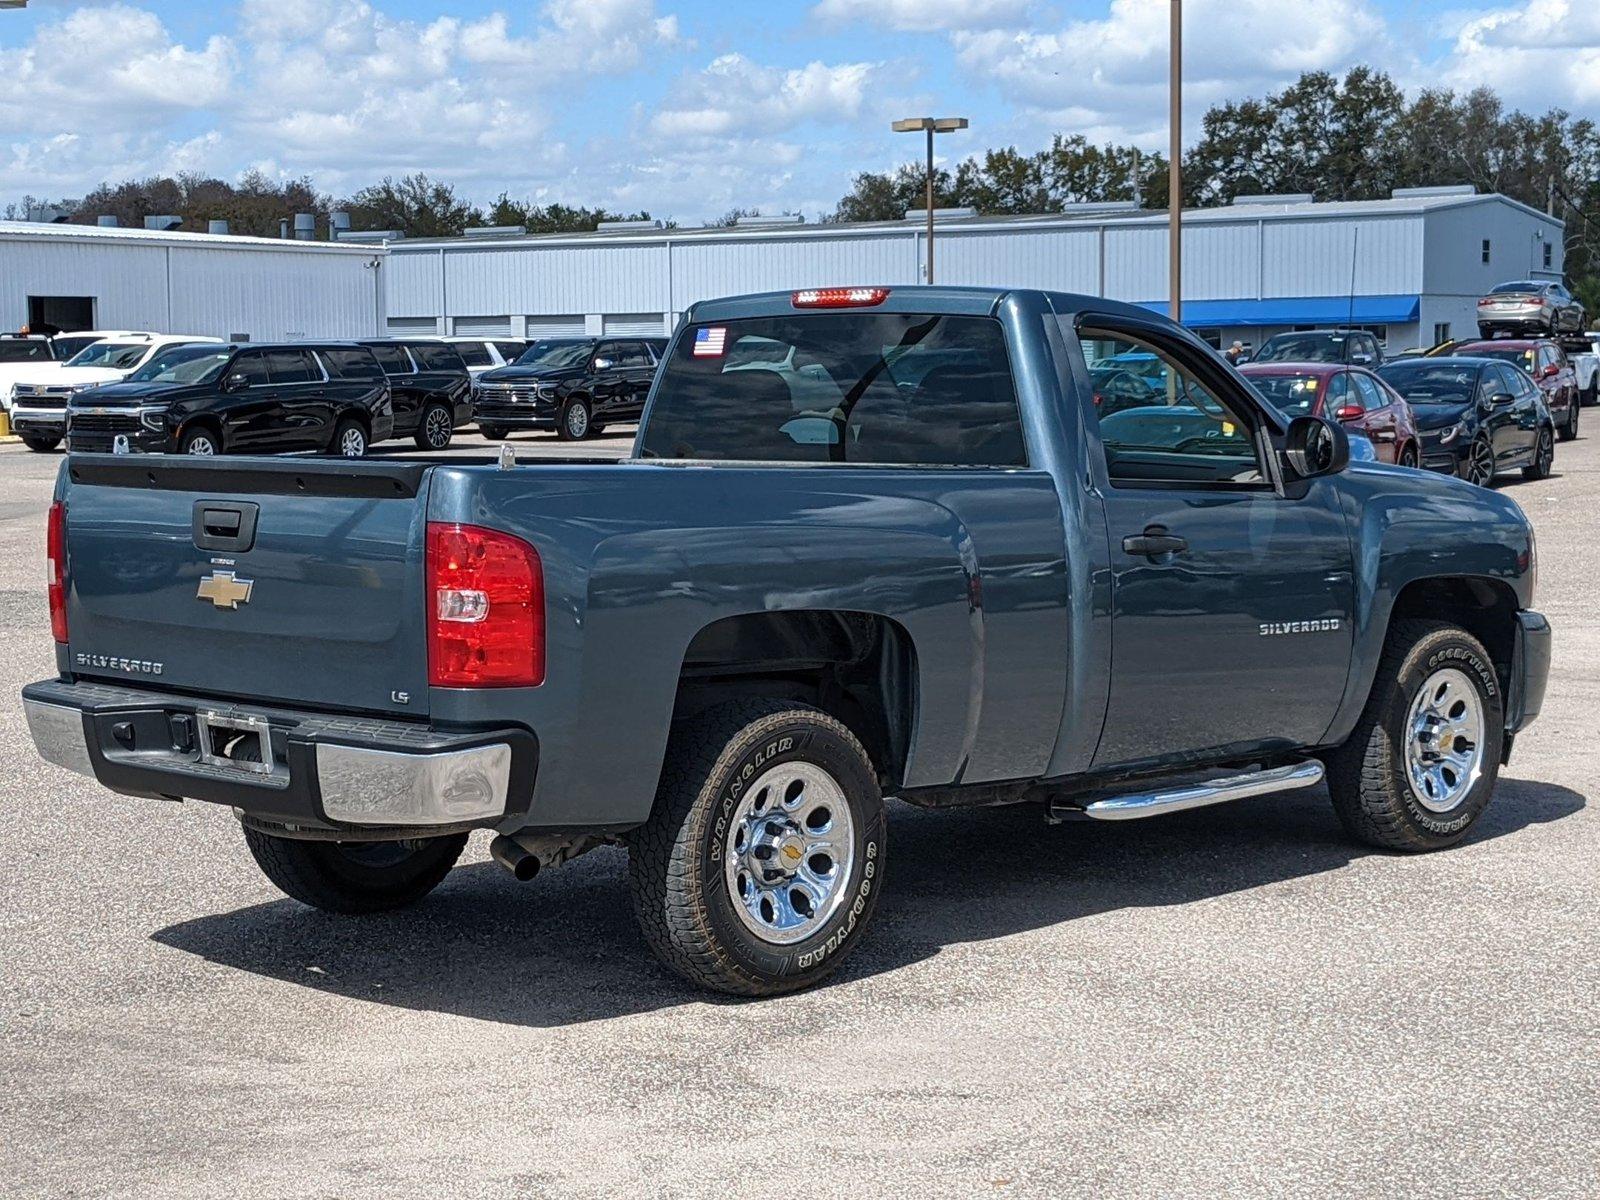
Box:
892, 116, 969, 285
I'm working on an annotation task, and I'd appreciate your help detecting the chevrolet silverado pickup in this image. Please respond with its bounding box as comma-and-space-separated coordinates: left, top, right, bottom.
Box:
23, 286, 1551, 996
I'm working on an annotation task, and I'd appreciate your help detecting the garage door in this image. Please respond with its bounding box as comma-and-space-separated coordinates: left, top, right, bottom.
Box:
602, 313, 666, 337
453, 316, 514, 337
526, 315, 587, 339
387, 317, 439, 335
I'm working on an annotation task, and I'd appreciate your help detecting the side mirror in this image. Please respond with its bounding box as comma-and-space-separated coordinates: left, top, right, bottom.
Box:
1283, 414, 1350, 479
592, 357, 614, 372
1489, 391, 1516, 407
222, 372, 248, 393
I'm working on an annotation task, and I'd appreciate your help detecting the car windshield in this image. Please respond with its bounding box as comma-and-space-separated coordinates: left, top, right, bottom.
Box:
1378, 364, 1478, 404
0, 340, 52, 363
1246, 372, 1324, 416
516, 340, 593, 369
65, 341, 150, 370
1463, 346, 1536, 371
1490, 282, 1541, 294
126, 345, 234, 385
1253, 333, 1345, 363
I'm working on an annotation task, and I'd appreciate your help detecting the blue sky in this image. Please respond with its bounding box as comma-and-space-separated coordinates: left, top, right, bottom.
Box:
1, 0, 1596, 222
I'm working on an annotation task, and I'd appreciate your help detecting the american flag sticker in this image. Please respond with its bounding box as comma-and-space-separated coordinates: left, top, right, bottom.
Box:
693, 326, 728, 357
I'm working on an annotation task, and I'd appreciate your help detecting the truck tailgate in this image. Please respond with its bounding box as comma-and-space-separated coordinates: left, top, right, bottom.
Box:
60, 456, 433, 717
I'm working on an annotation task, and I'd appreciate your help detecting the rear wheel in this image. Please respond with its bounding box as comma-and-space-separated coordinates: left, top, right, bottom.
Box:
333, 418, 367, 458
628, 700, 887, 996
1522, 426, 1554, 480
558, 398, 592, 441
180, 427, 219, 456
414, 402, 454, 450
242, 826, 468, 913
1326, 620, 1503, 852
21, 435, 61, 453
1559, 398, 1579, 442
1582, 384, 1597, 409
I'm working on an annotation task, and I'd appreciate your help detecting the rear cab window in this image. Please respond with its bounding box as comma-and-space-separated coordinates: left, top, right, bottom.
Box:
639, 312, 1027, 467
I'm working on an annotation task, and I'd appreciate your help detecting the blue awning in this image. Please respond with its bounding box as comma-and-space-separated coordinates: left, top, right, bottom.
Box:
1135, 294, 1421, 328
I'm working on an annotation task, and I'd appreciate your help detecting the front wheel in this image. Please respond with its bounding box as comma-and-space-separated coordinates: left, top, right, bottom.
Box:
332, 418, 367, 458
242, 827, 468, 913
1397, 443, 1419, 469
1522, 426, 1553, 480
557, 398, 592, 441
180, 427, 219, 456
413, 402, 454, 450
1325, 620, 1504, 852
1558, 399, 1579, 442
1462, 437, 1494, 487
628, 700, 887, 996
21, 435, 62, 453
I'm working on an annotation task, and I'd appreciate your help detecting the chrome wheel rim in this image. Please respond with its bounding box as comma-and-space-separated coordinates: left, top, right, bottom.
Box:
1467, 440, 1493, 486
424, 408, 451, 447
1404, 667, 1486, 814
565, 403, 589, 438
723, 761, 856, 945
340, 427, 366, 457
186, 436, 215, 456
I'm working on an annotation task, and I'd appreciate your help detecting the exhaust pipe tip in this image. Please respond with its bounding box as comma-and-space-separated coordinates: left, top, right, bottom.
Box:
489, 834, 540, 882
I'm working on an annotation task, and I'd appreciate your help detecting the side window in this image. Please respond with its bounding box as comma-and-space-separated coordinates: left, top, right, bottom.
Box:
453, 341, 492, 367
593, 342, 624, 368
1352, 373, 1386, 410
615, 341, 653, 368
1324, 372, 1352, 409
264, 349, 316, 384
1079, 328, 1264, 486
368, 344, 413, 375
412, 343, 468, 372
231, 351, 270, 386
321, 347, 384, 380
1496, 365, 1526, 398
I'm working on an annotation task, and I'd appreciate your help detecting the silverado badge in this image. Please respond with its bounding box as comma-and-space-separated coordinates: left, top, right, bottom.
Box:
197, 570, 254, 610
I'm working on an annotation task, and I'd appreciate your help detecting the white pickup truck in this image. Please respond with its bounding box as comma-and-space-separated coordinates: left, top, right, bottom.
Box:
1570, 334, 1599, 406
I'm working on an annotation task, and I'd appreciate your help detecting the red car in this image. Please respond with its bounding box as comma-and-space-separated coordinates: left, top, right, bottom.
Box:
1240, 361, 1421, 466
1450, 339, 1580, 443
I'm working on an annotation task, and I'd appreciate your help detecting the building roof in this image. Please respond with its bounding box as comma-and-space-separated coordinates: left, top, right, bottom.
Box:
0, 220, 382, 255
388, 191, 1560, 254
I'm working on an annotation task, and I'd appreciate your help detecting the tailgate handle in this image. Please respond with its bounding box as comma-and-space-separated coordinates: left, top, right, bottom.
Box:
193, 501, 259, 553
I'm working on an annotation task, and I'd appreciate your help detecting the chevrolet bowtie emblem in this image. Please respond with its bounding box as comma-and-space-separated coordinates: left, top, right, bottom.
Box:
196, 570, 254, 609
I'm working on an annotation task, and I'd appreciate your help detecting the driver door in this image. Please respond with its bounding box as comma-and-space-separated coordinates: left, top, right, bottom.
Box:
1075, 316, 1356, 770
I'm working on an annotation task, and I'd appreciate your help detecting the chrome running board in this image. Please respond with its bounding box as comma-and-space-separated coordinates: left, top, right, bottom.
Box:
1063, 760, 1325, 822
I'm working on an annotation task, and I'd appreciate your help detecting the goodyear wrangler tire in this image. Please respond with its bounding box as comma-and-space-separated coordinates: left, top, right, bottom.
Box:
627, 700, 886, 996
1326, 619, 1504, 852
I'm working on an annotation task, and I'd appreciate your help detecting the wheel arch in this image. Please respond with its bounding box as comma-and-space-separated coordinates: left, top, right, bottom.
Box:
176, 413, 224, 451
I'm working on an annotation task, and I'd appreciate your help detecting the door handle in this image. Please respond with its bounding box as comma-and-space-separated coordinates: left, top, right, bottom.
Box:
1122, 527, 1188, 558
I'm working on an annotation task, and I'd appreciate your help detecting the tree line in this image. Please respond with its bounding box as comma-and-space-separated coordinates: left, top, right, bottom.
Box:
7, 70, 1597, 312
834, 69, 1600, 315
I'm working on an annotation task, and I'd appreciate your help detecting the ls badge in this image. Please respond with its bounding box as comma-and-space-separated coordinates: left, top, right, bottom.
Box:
197, 570, 254, 610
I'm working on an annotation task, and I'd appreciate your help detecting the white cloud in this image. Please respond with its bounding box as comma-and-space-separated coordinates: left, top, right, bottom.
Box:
1436, 1, 1600, 105
650, 53, 885, 139
811, 0, 1030, 33
952, 0, 1389, 143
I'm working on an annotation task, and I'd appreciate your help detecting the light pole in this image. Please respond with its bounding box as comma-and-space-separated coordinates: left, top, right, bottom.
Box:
892, 116, 969, 284
1168, 0, 1182, 322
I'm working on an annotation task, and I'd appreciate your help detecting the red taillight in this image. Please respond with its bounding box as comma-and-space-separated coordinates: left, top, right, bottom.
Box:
792, 287, 890, 308
426, 522, 544, 688
47, 500, 67, 644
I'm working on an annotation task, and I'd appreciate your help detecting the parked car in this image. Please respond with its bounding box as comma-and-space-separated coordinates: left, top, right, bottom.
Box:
64, 342, 393, 457
10, 333, 221, 451
1450, 338, 1580, 442
25, 285, 1550, 997
441, 336, 528, 378
1560, 332, 1598, 407
1477, 280, 1586, 338
1, 331, 148, 416
474, 336, 667, 440
1252, 328, 1385, 367
1377, 356, 1554, 486
357, 339, 474, 450
1241, 362, 1421, 466
1088, 366, 1162, 416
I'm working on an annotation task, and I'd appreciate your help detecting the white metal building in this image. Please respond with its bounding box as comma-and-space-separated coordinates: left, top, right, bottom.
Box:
0, 221, 386, 341
385, 187, 1565, 353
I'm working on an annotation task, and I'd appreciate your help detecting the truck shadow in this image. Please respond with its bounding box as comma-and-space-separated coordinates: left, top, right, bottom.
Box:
152, 776, 1583, 1028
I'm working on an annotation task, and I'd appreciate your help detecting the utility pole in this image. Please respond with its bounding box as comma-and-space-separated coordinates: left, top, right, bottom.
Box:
1169, 0, 1183, 322
892, 116, 969, 284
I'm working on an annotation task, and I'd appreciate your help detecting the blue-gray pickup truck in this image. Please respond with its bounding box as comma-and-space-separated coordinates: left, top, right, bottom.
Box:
23, 286, 1551, 995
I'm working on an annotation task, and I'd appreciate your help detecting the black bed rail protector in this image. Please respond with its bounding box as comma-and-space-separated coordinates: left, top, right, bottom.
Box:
65, 453, 430, 499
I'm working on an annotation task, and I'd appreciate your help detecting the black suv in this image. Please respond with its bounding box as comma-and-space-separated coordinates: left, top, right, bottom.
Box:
357, 339, 474, 449
474, 337, 666, 440
65, 343, 394, 456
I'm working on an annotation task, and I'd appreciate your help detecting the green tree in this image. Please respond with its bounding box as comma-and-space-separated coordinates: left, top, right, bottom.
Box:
342, 174, 481, 238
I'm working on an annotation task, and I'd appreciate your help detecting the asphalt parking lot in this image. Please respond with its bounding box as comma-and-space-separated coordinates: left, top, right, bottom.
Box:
1, 429, 1596, 1199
